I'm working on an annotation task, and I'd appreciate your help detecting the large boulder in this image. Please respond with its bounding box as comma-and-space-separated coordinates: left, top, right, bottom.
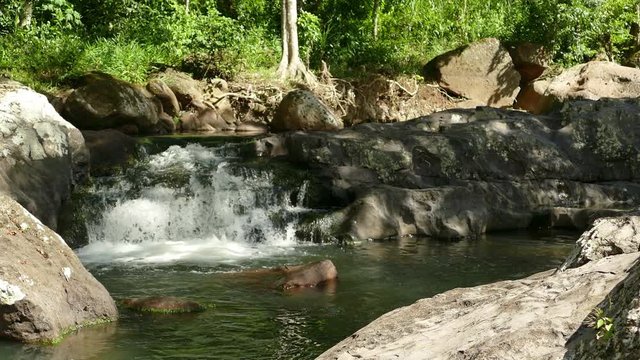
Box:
261, 98, 640, 240
424, 38, 521, 107
0, 80, 89, 229
271, 90, 343, 132
0, 194, 117, 343
318, 252, 640, 359
179, 108, 235, 132
560, 216, 640, 270
515, 79, 554, 114
547, 61, 640, 102
62, 72, 161, 134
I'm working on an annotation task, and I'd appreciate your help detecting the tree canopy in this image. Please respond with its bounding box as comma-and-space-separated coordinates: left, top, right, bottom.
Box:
0, 0, 638, 90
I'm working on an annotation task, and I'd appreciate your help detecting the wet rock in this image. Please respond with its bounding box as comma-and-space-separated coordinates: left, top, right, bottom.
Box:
318, 252, 640, 360
560, 216, 640, 270
62, 72, 161, 134
122, 297, 207, 314
547, 61, 640, 102
0, 79, 89, 229
275, 260, 338, 290
424, 38, 521, 107
81, 130, 138, 176
272, 90, 343, 132
0, 194, 117, 343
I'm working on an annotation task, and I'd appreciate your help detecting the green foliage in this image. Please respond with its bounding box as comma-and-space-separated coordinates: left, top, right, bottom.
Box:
589, 307, 615, 341
0, 0, 638, 90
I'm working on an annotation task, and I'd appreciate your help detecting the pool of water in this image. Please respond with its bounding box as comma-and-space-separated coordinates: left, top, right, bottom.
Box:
0, 231, 576, 360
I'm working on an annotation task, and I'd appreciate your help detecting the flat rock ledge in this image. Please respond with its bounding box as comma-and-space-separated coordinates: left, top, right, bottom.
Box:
318, 252, 640, 360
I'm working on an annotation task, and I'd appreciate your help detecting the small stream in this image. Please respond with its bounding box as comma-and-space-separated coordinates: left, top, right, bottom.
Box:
0, 137, 577, 359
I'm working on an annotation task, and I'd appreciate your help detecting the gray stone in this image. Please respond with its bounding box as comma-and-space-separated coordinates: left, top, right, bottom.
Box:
0, 80, 89, 229
0, 194, 117, 343
263, 99, 640, 240
560, 216, 640, 270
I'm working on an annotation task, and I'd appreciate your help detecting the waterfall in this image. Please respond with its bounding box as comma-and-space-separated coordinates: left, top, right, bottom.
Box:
75, 143, 311, 265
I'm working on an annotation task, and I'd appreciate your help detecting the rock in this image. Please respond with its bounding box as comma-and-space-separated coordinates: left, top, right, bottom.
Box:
146, 79, 180, 117
515, 79, 554, 114
180, 108, 234, 132
560, 216, 640, 270
236, 122, 268, 133
0, 194, 117, 343
318, 252, 640, 360
271, 90, 343, 132
0, 80, 89, 229
151, 69, 204, 109
565, 254, 640, 359
508, 42, 550, 83
546, 207, 633, 230
275, 260, 338, 290
424, 38, 521, 107
81, 130, 138, 176
547, 61, 640, 102
263, 98, 640, 240
62, 72, 161, 134
122, 297, 207, 313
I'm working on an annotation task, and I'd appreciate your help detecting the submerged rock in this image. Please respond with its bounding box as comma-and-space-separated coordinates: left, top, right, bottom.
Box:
122, 297, 207, 314
0, 79, 89, 229
0, 194, 117, 344
275, 259, 338, 290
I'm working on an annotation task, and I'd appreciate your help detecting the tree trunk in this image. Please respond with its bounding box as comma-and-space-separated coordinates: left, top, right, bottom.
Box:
185, 0, 190, 15
19, 0, 34, 28
277, 0, 316, 84
373, 0, 381, 41
276, 0, 289, 76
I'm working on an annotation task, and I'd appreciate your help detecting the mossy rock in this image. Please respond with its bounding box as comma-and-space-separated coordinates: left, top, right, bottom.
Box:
122, 297, 210, 314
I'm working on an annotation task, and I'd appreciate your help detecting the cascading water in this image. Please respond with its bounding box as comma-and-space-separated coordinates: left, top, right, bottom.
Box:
74, 142, 313, 265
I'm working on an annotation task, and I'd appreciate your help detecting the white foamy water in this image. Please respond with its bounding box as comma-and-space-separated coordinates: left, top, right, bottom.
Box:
76, 144, 307, 265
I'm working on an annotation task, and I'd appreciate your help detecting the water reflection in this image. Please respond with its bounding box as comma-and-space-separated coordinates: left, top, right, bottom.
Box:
0, 323, 117, 360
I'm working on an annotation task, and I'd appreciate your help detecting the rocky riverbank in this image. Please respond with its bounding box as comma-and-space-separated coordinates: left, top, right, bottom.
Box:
318, 215, 640, 359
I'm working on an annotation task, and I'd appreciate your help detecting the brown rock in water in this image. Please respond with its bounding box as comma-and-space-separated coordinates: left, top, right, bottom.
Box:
122, 297, 207, 314
276, 260, 338, 290
272, 90, 343, 132
424, 38, 521, 107
0, 194, 118, 344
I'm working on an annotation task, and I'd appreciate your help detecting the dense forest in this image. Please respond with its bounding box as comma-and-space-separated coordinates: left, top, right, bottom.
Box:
0, 0, 638, 90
